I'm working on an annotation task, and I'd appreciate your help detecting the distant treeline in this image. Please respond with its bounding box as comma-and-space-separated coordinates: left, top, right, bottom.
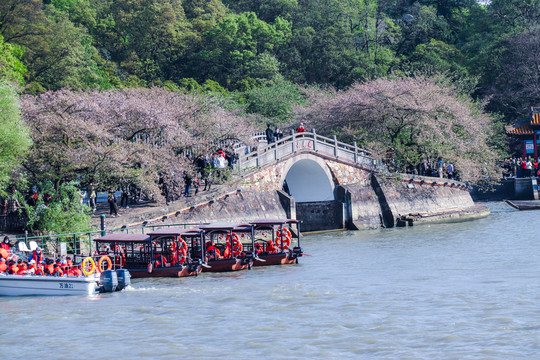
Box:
1, 0, 539, 123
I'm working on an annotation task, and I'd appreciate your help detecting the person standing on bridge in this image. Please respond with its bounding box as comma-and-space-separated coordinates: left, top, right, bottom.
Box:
265, 124, 275, 144
274, 127, 283, 141
296, 122, 305, 133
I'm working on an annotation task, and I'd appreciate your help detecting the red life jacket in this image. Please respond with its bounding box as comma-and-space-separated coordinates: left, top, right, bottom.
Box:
30, 250, 43, 263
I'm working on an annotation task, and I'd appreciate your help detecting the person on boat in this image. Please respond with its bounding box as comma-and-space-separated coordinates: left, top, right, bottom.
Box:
35, 262, 44, 276
0, 258, 7, 273
17, 261, 28, 275
255, 243, 264, 255
68, 265, 82, 277
265, 240, 277, 254
28, 246, 44, 264
1, 236, 11, 257
7, 260, 18, 275
45, 259, 55, 275
52, 263, 63, 277
154, 254, 168, 268
205, 241, 221, 260
0, 247, 8, 260
25, 260, 37, 275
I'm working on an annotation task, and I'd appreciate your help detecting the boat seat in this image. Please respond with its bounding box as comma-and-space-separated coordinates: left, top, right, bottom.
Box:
18, 242, 31, 252
29, 241, 38, 251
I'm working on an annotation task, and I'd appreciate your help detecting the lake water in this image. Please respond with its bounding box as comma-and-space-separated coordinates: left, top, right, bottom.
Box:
2, 202, 540, 359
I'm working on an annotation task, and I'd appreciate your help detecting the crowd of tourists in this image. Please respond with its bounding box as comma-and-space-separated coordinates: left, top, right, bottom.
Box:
501, 157, 540, 178
396, 158, 459, 180
0, 236, 83, 277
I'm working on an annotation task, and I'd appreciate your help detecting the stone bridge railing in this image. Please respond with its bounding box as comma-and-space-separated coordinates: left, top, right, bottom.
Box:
236, 129, 384, 172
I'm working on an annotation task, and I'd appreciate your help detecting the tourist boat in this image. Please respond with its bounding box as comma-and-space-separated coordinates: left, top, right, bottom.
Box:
197, 219, 302, 270
248, 219, 303, 266
0, 273, 100, 296
198, 223, 254, 272
504, 199, 540, 211
94, 231, 204, 278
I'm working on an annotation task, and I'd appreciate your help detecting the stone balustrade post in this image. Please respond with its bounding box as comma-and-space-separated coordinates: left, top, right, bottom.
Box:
291, 130, 296, 153
313, 129, 317, 152
354, 141, 358, 163
333, 135, 338, 157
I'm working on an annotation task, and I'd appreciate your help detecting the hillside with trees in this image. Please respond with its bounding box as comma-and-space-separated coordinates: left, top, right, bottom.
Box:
0, 0, 537, 232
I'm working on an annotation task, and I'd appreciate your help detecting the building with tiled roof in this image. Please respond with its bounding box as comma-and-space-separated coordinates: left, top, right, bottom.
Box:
506, 107, 540, 158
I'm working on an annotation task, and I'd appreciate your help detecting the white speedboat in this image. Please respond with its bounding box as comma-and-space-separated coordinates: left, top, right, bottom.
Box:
0, 274, 99, 296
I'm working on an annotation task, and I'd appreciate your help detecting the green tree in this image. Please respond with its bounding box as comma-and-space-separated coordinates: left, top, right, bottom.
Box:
241, 76, 304, 122
0, 34, 27, 85
24, 180, 91, 234
192, 12, 291, 89
0, 80, 32, 194
93, 0, 193, 82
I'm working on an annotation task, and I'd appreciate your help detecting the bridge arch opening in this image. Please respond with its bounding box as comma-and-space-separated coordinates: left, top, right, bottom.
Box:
283, 159, 334, 202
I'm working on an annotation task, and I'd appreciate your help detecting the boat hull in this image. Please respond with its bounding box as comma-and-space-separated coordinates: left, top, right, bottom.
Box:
0, 274, 99, 296
128, 265, 202, 279
202, 258, 252, 272
254, 253, 298, 266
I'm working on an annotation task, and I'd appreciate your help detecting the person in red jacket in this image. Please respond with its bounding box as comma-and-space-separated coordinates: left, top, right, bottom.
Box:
1, 236, 11, 257
296, 122, 306, 133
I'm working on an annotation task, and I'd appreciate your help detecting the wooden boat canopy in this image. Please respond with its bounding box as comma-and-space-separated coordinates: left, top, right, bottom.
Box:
147, 228, 203, 237
95, 233, 150, 242
198, 223, 237, 231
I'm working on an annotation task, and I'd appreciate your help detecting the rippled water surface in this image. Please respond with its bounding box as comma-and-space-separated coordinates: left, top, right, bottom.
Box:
2, 202, 540, 359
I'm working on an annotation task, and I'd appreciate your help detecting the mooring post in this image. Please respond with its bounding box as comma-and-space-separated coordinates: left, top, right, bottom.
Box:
100, 214, 106, 236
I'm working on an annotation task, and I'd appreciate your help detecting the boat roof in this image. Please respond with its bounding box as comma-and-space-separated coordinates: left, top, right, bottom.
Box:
95, 233, 150, 242
198, 222, 238, 231
251, 219, 299, 225
147, 227, 202, 236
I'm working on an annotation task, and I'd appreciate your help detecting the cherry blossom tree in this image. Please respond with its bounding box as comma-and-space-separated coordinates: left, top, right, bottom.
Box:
295, 76, 500, 181
20, 87, 257, 200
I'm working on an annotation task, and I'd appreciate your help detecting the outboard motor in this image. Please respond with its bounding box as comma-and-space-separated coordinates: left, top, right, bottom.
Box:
99, 269, 118, 293
187, 258, 202, 275
115, 269, 131, 291
240, 252, 254, 269
291, 246, 303, 263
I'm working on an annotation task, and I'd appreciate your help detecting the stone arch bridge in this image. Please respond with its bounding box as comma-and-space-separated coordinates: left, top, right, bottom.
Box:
234, 130, 482, 232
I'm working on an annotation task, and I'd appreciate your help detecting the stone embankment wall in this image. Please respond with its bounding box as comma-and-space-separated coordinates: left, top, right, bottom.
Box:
103, 173, 488, 232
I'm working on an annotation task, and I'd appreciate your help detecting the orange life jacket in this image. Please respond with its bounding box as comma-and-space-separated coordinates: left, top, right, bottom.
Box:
52, 266, 63, 276
0, 248, 8, 259
8, 265, 18, 274
0, 262, 6, 272
46, 264, 55, 274
68, 267, 82, 277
